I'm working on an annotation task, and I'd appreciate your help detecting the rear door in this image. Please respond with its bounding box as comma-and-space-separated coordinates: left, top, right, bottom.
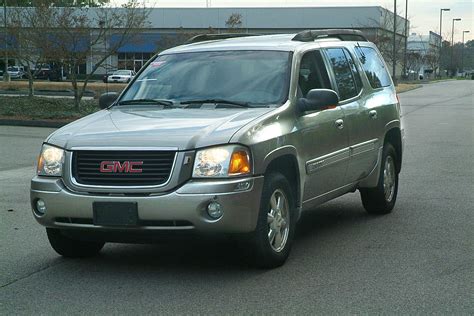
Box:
324, 47, 379, 184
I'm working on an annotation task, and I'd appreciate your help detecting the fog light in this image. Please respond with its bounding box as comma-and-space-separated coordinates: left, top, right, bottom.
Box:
207, 201, 223, 219
35, 199, 47, 215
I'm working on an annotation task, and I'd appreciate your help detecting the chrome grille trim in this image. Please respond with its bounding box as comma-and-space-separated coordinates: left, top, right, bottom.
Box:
68, 148, 178, 190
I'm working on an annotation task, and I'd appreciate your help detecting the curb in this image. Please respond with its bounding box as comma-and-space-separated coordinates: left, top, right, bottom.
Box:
397, 85, 423, 94
0, 119, 70, 128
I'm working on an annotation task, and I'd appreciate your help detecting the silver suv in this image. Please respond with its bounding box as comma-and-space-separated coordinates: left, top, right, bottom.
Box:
31, 30, 404, 268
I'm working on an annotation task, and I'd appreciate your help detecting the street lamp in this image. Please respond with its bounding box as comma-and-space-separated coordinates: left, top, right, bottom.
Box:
392, 0, 397, 82
461, 30, 470, 73
403, 0, 408, 79
450, 18, 461, 76
3, 0, 10, 82
438, 8, 450, 77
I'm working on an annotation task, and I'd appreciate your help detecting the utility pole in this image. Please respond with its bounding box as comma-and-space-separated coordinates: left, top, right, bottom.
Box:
392, 0, 397, 83
3, 0, 10, 82
438, 8, 450, 77
461, 30, 470, 73
451, 18, 461, 77
403, 0, 408, 79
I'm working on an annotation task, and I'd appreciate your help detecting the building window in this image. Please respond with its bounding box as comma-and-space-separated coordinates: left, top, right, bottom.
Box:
117, 52, 153, 72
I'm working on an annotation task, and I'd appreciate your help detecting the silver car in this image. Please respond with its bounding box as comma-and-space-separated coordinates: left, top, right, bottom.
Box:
31, 30, 404, 268
106, 69, 135, 83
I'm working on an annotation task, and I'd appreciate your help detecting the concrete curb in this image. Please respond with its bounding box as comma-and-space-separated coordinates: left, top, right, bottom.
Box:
397, 85, 423, 94
0, 119, 70, 128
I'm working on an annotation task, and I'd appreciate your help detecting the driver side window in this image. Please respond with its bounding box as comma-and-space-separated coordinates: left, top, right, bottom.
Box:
298, 50, 331, 97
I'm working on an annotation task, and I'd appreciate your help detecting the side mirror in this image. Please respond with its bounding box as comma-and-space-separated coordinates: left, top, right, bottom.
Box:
297, 89, 339, 113
99, 92, 118, 109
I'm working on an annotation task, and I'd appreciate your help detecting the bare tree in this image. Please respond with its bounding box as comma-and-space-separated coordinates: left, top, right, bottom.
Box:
405, 51, 422, 79
357, 7, 407, 78
29, 1, 150, 109
225, 13, 243, 32
5, 3, 58, 96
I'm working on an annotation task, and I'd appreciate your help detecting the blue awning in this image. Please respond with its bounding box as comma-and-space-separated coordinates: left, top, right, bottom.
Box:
110, 33, 170, 53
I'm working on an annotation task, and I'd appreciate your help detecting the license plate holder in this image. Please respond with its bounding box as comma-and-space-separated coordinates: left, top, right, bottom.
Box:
93, 202, 138, 226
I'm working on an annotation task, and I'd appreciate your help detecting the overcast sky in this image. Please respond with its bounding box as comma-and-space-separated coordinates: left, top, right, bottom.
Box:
113, 0, 472, 42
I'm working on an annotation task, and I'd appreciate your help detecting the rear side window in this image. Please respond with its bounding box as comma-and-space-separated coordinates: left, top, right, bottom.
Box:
325, 48, 359, 101
354, 46, 392, 89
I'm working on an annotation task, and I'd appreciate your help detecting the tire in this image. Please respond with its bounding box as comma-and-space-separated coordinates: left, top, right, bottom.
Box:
47, 228, 105, 258
251, 172, 296, 268
360, 143, 399, 214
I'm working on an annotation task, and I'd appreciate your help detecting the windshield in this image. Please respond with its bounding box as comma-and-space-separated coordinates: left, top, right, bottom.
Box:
8, 67, 19, 72
114, 70, 130, 75
120, 50, 292, 106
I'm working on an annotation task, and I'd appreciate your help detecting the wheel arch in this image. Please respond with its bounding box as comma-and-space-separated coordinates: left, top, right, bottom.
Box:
262, 147, 302, 215
384, 127, 402, 173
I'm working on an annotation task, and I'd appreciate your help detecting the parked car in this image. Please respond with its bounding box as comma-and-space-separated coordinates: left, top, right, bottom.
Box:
106, 70, 135, 83
33, 68, 65, 81
7, 66, 25, 79
31, 30, 404, 268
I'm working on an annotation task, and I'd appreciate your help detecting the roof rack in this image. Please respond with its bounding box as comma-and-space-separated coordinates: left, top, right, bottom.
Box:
186, 33, 261, 44
292, 29, 368, 42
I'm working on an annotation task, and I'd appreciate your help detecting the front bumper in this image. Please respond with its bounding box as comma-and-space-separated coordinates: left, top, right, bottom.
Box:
31, 176, 264, 234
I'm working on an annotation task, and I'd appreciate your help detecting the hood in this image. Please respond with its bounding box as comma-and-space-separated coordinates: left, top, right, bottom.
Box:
47, 106, 273, 150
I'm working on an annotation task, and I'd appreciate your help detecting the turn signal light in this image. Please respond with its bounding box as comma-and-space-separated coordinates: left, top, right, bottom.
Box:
229, 150, 251, 175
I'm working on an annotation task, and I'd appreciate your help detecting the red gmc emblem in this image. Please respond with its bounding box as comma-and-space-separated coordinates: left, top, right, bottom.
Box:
99, 161, 143, 173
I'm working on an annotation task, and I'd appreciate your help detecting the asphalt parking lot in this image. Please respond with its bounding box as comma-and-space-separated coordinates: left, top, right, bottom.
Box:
0, 80, 473, 314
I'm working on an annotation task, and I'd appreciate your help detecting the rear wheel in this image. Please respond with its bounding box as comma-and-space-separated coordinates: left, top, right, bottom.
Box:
251, 172, 295, 268
47, 228, 105, 258
360, 143, 399, 214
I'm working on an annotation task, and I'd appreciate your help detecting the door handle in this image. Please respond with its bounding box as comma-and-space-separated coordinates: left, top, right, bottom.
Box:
369, 110, 378, 119
335, 119, 344, 129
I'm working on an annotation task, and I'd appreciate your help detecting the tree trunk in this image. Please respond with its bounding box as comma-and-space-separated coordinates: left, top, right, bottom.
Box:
71, 74, 80, 111
27, 72, 35, 97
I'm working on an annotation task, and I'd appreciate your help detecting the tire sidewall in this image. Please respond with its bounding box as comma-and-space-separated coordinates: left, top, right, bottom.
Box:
253, 172, 296, 267
379, 144, 399, 210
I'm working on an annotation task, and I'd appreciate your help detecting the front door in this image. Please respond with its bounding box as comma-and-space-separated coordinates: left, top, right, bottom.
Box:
296, 50, 350, 201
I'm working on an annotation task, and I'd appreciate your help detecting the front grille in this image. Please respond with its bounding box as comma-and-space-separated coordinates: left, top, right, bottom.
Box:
72, 150, 176, 186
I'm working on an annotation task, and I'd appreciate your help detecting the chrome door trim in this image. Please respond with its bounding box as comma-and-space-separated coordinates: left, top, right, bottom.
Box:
350, 139, 378, 157
305, 138, 378, 174
306, 147, 350, 174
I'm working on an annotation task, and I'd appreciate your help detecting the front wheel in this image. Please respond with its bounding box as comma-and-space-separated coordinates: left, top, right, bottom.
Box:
47, 228, 105, 258
360, 143, 399, 214
251, 172, 295, 268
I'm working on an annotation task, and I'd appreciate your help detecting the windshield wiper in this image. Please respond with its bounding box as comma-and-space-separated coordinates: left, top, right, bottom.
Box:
179, 99, 251, 107
116, 99, 174, 107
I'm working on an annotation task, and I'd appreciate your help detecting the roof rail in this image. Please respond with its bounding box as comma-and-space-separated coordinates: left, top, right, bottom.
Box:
292, 29, 368, 42
186, 33, 261, 44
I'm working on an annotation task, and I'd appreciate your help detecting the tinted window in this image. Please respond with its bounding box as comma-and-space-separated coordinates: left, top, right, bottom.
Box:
343, 49, 363, 93
354, 46, 392, 88
298, 50, 331, 97
122, 51, 291, 106
326, 48, 359, 100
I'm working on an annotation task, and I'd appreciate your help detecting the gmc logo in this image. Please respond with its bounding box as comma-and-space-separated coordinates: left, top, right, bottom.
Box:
99, 161, 143, 173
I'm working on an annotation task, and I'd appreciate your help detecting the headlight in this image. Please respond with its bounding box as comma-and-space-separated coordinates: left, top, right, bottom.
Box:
37, 144, 65, 176
193, 145, 251, 178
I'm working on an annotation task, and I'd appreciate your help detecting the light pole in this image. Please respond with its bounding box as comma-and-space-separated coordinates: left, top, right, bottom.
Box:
450, 18, 461, 76
3, 0, 10, 82
403, 0, 408, 79
392, 0, 397, 83
461, 30, 470, 73
438, 8, 450, 77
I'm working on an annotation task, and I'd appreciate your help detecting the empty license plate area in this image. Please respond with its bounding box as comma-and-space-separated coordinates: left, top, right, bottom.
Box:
93, 202, 138, 226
